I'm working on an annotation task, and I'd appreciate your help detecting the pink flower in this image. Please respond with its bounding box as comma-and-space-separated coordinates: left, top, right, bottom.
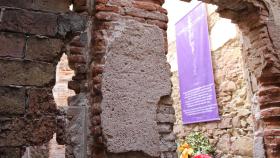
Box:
193, 154, 212, 158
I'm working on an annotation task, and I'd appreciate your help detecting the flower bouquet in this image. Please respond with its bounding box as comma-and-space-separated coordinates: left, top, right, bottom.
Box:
177, 132, 214, 158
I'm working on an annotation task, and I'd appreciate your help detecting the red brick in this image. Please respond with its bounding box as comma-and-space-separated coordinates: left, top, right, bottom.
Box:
0, 32, 25, 58
95, 11, 121, 21
265, 143, 280, 158
92, 65, 104, 77
96, 0, 108, 4
264, 129, 280, 136
91, 126, 102, 136
261, 107, 280, 119
70, 35, 86, 47
96, 4, 120, 13
124, 7, 168, 22
134, 0, 164, 6
26, 36, 63, 62
146, 19, 167, 30
92, 116, 101, 126
264, 136, 280, 145
264, 120, 280, 129
0, 9, 58, 36
70, 46, 83, 55
133, 1, 157, 11
68, 54, 86, 63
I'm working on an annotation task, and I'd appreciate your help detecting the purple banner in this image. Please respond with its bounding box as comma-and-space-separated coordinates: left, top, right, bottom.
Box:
175, 3, 220, 124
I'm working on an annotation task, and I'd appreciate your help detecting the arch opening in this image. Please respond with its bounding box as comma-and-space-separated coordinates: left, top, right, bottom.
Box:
164, 0, 280, 157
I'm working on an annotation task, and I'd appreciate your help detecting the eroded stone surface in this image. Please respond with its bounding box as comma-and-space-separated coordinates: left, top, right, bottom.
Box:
0, 87, 25, 115
101, 19, 171, 157
0, 60, 56, 86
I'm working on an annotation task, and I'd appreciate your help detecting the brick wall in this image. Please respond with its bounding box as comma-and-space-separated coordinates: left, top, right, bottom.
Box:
0, 0, 86, 157
0, 0, 279, 157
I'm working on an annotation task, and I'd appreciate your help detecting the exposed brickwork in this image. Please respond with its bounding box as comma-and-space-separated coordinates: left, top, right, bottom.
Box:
0, 0, 279, 157
64, 1, 94, 157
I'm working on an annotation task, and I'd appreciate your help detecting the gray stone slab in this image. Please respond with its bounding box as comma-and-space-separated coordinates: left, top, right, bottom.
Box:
101, 19, 171, 157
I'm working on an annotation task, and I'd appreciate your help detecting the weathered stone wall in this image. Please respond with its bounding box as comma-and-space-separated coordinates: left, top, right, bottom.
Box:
179, 0, 280, 157
168, 5, 254, 157
0, 0, 86, 157
168, 5, 253, 157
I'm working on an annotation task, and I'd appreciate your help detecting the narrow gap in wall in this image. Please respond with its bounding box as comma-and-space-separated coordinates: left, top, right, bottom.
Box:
53, 53, 75, 108
51, 53, 75, 158
163, 0, 253, 157
69, 4, 74, 11
22, 54, 74, 158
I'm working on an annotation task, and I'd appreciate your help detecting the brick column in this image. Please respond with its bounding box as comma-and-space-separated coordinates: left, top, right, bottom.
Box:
90, 0, 176, 157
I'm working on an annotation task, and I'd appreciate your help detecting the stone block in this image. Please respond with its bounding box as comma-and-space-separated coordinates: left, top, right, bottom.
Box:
158, 124, 173, 133
216, 134, 230, 153
26, 37, 63, 62
0, 86, 25, 115
219, 81, 237, 92
157, 106, 175, 114
231, 136, 253, 156
0, 0, 70, 13
0, 60, 55, 86
0, 32, 25, 58
232, 116, 241, 128
66, 106, 90, 158
159, 139, 177, 152
156, 113, 176, 123
0, 9, 58, 36
27, 88, 57, 115
57, 13, 87, 37
161, 133, 176, 141
0, 116, 56, 146
100, 20, 171, 157
218, 118, 232, 129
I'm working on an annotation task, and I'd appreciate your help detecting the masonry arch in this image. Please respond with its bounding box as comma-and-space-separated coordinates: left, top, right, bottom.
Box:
0, 0, 279, 157
167, 0, 280, 157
